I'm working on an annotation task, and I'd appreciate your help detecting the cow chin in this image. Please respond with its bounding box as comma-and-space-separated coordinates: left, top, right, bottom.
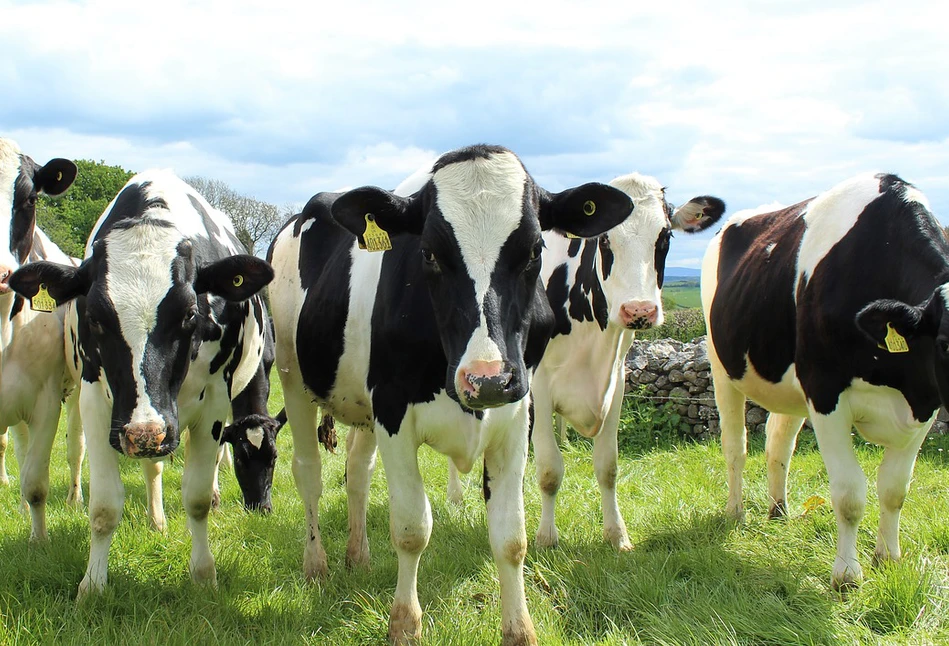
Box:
454, 377, 528, 411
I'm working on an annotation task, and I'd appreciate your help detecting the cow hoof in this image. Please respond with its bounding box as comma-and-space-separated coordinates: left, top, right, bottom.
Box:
76, 576, 104, 600
388, 601, 422, 645
66, 487, 84, 507
303, 553, 329, 581
501, 619, 538, 646
211, 488, 221, 511
0, 475, 9, 487
724, 502, 745, 523
191, 563, 218, 588
768, 500, 788, 519
346, 540, 371, 569
534, 526, 559, 549
603, 526, 633, 552
831, 561, 863, 593
872, 547, 900, 567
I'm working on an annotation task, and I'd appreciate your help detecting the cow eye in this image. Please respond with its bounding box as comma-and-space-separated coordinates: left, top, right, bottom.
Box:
26, 194, 37, 207
529, 241, 544, 262
421, 248, 440, 273
87, 317, 104, 335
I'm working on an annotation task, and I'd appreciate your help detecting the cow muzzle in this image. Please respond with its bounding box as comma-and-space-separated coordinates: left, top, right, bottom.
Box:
0, 265, 14, 294
619, 300, 659, 330
120, 422, 176, 458
457, 360, 518, 410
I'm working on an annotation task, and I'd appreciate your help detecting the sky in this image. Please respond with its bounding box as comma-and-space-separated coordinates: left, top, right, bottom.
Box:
3, 0, 947, 268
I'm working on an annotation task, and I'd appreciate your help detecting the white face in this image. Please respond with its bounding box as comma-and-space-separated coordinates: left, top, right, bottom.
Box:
600, 172, 671, 328
432, 151, 528, 378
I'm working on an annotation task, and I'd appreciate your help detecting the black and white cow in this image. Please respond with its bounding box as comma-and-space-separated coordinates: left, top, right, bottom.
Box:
268, 145, 635, 646
702, 172, 947, 590
0, 137, 81, 540
219, 312, 283, 513
10, 169, 273, 595
526, 173, 723, 550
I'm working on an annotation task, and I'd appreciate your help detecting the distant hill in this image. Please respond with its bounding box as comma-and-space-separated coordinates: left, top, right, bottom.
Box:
664, 266, 701, 279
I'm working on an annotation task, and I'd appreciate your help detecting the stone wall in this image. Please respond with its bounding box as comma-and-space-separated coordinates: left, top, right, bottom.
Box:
624, 336, 949, 437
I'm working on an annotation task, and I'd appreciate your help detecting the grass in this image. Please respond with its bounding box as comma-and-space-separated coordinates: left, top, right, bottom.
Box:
2, 379, 949, 644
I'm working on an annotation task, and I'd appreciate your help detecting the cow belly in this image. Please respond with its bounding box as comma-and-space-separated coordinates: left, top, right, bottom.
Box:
728, 357, 809, 418
542, 326, 630, 437
845, 379, 935, 449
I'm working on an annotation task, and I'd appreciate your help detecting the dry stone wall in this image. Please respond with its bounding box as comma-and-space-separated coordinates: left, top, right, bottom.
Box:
624, 336, 949, 437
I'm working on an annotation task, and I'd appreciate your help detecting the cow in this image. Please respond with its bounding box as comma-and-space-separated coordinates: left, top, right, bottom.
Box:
701, 172, 947, 590
526, 173, 724, 551
0, 137, 80, 540
268, 144, 635, 646
444, 173, 725, 552
9, 169, 273, 595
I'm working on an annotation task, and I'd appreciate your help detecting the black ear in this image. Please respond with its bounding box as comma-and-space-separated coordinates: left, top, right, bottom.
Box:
195, 255, 274, 301
33, 159, 78, 196
672, 196, 727, 233
332, 186, 424, 246
855, 298, 936, 346
9, 259, 91, 305
539, 182, 633, 238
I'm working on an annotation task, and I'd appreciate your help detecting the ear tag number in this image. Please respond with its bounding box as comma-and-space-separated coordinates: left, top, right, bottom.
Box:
884, 322, 909, 353
31, 284, 56, 313
362, 213, 392, 252
233, 274, 244, 288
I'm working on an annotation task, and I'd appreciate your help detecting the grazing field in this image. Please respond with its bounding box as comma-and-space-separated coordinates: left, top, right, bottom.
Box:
2, 379, 949, 645
661, 279, 702, 310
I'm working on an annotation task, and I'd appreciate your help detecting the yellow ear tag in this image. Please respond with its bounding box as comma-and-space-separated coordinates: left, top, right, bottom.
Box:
56, 171, 63, 182
565, 232, 581, 239
583, 200, 596, 216
232, 275, 244, 288
363, 213, 392, 253
30, 284, 56, 313
884, 323, 909, 353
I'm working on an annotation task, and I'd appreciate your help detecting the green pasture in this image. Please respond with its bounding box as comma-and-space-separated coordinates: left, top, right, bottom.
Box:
1, 377, 949, 645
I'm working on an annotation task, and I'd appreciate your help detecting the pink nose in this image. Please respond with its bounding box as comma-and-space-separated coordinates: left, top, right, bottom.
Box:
121, 422, 168, 457
458, 360, 506, 397
0, 265, 13, 294
619, 300, 659, 330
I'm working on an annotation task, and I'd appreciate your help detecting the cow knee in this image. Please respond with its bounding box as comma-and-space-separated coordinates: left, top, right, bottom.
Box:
596, 463, 618, 490
90, 505, 121, 537
879, 489, 906, 512
538, 468, 562, 497
502, 536, 528, 566
393, 525, 429, 555
25, 484, 49, 507
833, 488, 866, 525
185, 497, 212, 522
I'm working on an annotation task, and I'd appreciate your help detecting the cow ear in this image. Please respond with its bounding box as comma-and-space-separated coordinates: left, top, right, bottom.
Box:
539, 183, 633, 238
672, 196, 726, 233
332, 187, 424, 246
33, 159, 78, 197
9, 259, 91, 306
855, 298, 938, 347
195, 255, 274, 301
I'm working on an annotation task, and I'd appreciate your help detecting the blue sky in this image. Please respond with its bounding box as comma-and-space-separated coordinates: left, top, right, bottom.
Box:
3, 0, 947, 268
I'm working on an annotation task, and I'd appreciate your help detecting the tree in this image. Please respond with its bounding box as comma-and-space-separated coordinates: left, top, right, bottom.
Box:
36, 160, 135, 258
184, 176, 287, 256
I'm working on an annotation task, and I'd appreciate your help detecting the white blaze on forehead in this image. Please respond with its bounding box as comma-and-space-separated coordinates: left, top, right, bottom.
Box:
104, 224, 184, 425
0, 139, 23, 267
433, 152, 526, 364
246, 426, 265, 449
796, 173, 885, 299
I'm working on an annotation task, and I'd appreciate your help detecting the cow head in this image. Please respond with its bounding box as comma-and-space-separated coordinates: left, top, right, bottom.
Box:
220, 413, 282, 513
856, 286, 949, 411
9, 230, 273, 458
332, 145, 634, 410
600, 173, 725, 330
0, 138, 77, 294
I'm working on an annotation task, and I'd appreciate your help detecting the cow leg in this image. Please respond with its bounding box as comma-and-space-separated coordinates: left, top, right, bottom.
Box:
764, 413, 805, 518
485, 410, 537, 646
377, 431, 430, 645
211, 443, 224, 510
64, 389, 85, 506
21, 399, 61, 542
711, 362, 747, 520
141, 458, 166, 532
593, 365, 632, 551
446, 460, 464, 506
874, 423, 930, 565
285, 386, 327, 580
0, 429, 8, 486
346, 423, 376, 568
9, 423, 28, 510
531, 375, 563, 548
78, 387, 124, 597
181, 421, 220, 587
811, 411, 865, 590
